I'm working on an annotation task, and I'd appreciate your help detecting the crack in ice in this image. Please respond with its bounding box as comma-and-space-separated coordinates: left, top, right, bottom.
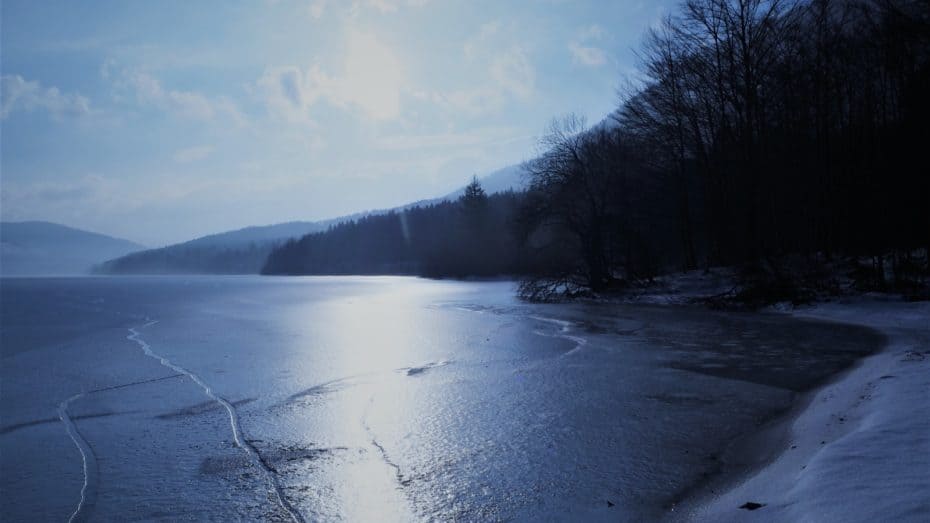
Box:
127, 320, 305, 523
58, 392, 96, 523
362, 397, 411, 488
530, 316, 588, 357
57, 374, 187, 522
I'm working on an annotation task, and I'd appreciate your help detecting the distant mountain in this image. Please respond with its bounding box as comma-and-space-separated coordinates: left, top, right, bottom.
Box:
97, 164, 529, 275
0, 221, 145, 276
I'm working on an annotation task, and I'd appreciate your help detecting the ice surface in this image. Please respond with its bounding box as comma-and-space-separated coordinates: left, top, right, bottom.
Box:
0, 276, 885, 521
127, 321, 304, 522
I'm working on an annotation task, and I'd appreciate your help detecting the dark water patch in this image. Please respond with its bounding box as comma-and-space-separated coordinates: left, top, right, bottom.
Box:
647, 314, 886, 392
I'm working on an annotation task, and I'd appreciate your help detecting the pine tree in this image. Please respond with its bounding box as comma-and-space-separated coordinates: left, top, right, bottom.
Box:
461, 176, 488, 212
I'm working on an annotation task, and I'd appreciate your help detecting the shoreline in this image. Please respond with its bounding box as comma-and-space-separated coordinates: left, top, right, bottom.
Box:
666, 297, 930, 522
664, 319, 881, 520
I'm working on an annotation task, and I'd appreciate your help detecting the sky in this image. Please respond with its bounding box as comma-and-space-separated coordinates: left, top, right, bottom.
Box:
1, 0, 675, 246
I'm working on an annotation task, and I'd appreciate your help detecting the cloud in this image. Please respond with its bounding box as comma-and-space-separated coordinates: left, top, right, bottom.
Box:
490, 47, 535, 99
569, 25, 609, 67
108, 66, 246, 125
258, 30, 404, 121
1, 75, 91, 120
0, 175, 137, 221
568, 42, 607, 66
431, 22, 535, 114
173, 145, 215, 163
257, 65, 330, 123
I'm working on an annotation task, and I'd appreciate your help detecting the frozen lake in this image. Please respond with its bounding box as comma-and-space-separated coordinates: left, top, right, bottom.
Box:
0, 276, 883, 521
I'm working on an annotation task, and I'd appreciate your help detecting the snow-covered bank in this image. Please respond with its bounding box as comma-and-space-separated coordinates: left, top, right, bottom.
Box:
672, 297, 930, 522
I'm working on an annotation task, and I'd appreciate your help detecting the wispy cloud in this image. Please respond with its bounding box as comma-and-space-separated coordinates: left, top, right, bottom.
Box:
105, 63, 246, 125
1, 75, 91, 120
257, 29, 405, 121
0, 175, 138, 221
568, 42, 607, 66
426, 21, 536, 115
569, 24, 608, 67
256, 65, 322, 123
490, 46, 535, 99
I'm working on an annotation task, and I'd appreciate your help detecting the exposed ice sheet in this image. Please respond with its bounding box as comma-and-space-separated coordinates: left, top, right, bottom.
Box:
675, 299, 930, 522
0, 276, 894, 521
127, 321, 304, 522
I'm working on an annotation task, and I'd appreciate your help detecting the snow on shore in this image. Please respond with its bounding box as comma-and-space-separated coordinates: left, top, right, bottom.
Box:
675, 297, 929, 522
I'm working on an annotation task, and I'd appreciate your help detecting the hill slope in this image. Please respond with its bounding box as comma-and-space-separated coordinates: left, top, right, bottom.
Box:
98, 165, 529, 275
96, 221, 331, 275
0, 221, 145, 275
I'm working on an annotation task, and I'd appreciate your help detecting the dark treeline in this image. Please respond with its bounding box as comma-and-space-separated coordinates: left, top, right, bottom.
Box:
265, 0, 928, 301
519, 0, 929, 299
98, 243, 273, 274
262, 184, 529, 277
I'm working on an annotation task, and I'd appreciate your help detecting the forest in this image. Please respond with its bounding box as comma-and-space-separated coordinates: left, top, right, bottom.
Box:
266, 0, 929, 302
99, 242, 274, 274
263, 184, 530, 277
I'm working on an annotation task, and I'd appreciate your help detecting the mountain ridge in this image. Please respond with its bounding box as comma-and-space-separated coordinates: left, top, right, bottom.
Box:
97, 165, 528, 274
1, 221, 145, 275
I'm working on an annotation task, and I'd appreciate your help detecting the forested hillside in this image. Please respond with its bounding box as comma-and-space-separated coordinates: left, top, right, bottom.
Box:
516, 0, 929, 298
265, 0, 929, 302
263, 185, 530, 277
97, 241, 275, 274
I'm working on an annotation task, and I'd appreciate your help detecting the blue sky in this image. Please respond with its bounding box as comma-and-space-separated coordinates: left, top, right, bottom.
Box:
1, 0, 674, 245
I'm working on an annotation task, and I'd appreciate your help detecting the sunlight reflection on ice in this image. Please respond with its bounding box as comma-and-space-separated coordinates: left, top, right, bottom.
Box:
282, 278, 458, 520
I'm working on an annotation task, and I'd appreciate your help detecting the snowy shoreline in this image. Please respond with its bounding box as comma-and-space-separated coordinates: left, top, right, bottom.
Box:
668, 297, 929, 522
